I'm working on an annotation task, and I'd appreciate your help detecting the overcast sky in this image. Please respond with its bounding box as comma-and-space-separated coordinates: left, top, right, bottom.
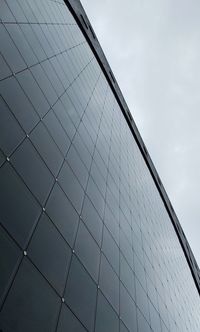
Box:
81, 0, 200, 266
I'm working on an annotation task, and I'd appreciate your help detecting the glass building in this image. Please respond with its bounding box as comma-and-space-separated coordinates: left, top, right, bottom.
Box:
0, 0, 200, 331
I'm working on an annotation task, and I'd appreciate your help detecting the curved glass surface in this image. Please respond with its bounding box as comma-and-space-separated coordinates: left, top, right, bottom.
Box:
0, 0, 200, 331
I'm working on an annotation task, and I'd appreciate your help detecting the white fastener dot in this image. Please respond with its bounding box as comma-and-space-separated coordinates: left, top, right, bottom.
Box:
23, 251, 27, 256
6, 157, 10, 162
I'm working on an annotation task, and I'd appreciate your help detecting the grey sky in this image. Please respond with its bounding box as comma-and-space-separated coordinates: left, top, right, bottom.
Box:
81, 0, 200, 266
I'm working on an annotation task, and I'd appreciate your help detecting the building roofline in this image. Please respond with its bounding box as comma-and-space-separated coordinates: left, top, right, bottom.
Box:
64, 0, 200, 295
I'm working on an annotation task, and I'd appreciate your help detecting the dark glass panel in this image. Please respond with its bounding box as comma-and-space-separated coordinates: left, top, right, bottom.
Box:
28, 213, 71, 295
102, 226, 119, 275
20, 24, 46, 62
65, 256, 97, 332
30, 64, 57, 107
0, 54, 11, 80
135, 278, 150, 323
0, 150, 5, 167
49, 56, 70, 90
16, 0, 37, 22
120, 254, 135, 300
95, 291, 119, 332
0, 0, 15, 22
31, 24, 53, 58
58, 162, 84, 213
0, 76, 39, 132
0, 96, 25, 156
6, 0, 27, 22
120, 230, 134, 270
57, 304, 87, 332
46, 183, 79, 247
5, 23, 37, 67
0, 226, 21, 305
86, 177, 105, 220
90, 161, 107, 198
134, 254, 146, 292
149, 301, 162, 332
75, 221, 100, 282
99, 254, 119, 313
137, 309, 151, 332
120, 321, 129, 332
0, 259, 60, 332
93, 149, 108, 181
17, 69, 49, 118
77, 121, 95, 157
0, 24, 26, 73
104, 204, 120, 246
66, 145, 88, 190
120, 283, 137, 332
41, 60, 64, 97
81, 195, 103, 246
72, 132, 92, 171
53, 99, 76, 141
43, 109, 70, 156
11, 139, 54, 204
61, 92, 81, 128
30, 122, 63, 176
0, 163, 41, 247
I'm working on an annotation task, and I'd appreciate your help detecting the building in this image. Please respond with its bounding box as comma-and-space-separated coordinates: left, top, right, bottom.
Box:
0, 0, 200, 331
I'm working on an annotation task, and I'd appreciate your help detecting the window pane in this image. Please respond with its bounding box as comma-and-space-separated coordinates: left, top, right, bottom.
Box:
0, 54, 11, 80
5, 23, 37, 67
0, 163, 41, 247
43, 110, 70, 156
65, 256, 97, 332
86, 177, 105, 220
66, 145, 88, 190
0, 150, 5, 167
46, 183, 79, 247
0, 96, 25, 156
0, 1, 15, 22
0, 259, 60, 332
81, 195, 103, 246
102, 226, 119, 275
30, 122, 63, 176
120, 284, 137, 332
0, 24, 26, 72
120, 254, 135, 300
99, 254, 119, 313
75, 221, 100, 282
20, 24, 46, 62
57, 304, 87, 332
28, 213, 71, 295
17, 69, 49, 118
6, 0, 27, 22
135, 278, 149, 323
120, 321, 129, 332
11, 139, 54, 204
58, 162, 84, 213
0, 76, 39, 132
95, 291, 119, 332
0, 226, 21, 305
137, 309, 151, 332
30, 64, 57, 107
53, 99, 76, 141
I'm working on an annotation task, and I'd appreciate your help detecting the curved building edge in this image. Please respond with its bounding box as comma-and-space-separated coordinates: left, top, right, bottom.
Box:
63, 0, 200, 295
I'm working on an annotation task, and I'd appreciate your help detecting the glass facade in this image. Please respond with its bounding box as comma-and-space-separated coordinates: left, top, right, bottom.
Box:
0, 1, 200, 331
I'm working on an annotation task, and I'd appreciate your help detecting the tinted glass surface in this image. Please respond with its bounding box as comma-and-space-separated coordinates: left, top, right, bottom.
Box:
0, 0, 200, 331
